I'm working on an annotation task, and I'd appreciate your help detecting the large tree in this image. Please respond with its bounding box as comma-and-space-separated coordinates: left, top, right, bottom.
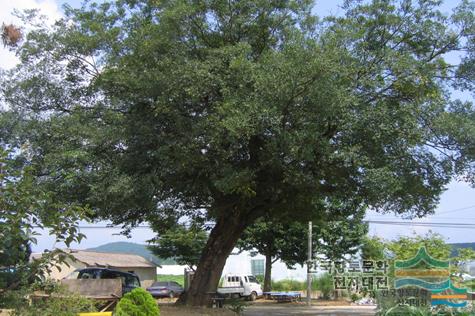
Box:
1, 0, 474, 305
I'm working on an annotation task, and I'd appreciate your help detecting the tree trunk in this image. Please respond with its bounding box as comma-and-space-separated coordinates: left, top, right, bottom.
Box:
263, 252, 272, 292
178, 212, 251, 306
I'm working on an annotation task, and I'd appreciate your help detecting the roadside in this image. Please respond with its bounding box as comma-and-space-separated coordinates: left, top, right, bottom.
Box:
158, 299, 376, 316
243, 303, 376, 316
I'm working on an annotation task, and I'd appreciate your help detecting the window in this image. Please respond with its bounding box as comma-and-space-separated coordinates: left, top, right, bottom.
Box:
248, 275, 259, 284
125, 275, 140, 288
251, 259, 264, 276
78, 269, 97, 279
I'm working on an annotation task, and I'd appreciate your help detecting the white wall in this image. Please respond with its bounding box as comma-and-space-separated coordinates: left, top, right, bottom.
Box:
157, 265, 188, 275
157, 250, 316, 281
115, 267, 157, 288
222, 250, 309, 281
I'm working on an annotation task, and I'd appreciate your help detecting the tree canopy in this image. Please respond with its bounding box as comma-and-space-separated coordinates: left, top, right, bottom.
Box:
237, 212, 368, 291
1, 0, 474, 305
148, 223, 208, 269
0, 148, 88, 295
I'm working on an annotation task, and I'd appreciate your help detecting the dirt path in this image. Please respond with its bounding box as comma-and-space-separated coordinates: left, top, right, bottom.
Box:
158, 299, 376, 316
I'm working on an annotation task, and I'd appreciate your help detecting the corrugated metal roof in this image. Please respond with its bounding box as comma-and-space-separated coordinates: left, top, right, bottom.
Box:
32, 249, 156, 268
69, 250, 156, 268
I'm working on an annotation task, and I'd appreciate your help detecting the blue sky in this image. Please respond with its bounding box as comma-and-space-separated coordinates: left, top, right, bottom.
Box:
0, 0, 474, 251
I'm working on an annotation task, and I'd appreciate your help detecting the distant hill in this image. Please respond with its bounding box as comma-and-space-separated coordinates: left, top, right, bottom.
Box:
450, 242, 475, 257
87, 242, 176, 266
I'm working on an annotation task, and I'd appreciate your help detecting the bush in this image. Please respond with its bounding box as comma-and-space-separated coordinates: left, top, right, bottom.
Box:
226, 298, 249, 315
313, 273, 333, 299
376, 304, 431, 316
350, 292, 361, 303
271, 279, 305, 291
12, 292, 97, 316
0, 288, 28, 310
115, 287, 160, 316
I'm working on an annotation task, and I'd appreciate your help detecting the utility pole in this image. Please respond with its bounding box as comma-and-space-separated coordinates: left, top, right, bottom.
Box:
307, 221, 312, 306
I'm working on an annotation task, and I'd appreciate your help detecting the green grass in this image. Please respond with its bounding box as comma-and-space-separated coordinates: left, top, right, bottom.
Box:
271, 279, 306, 291
156, 274, 185, 287
270, 274, 334, 294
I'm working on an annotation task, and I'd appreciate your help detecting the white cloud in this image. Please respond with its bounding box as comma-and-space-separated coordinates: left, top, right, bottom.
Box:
0, 0, 62, 70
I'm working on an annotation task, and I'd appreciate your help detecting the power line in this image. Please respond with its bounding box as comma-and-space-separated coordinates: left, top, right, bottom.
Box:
435, 204, 475, 215
366, 220, 475, 226
366, 220, 475, 229
30, 220, 475, 230
368, 204, 475, 217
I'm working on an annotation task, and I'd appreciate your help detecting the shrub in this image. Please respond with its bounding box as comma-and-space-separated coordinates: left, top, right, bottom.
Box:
350, 292, 361, 302
313, 273, 333, 299
115, 287, 160, 316
271, 279, 305, 291
226, 298, 249, 315
376, 304, 431, 316
12, 292, 97, 316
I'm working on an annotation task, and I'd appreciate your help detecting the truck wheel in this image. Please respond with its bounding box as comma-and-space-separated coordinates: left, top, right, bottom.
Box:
249, 291, 257, 301
169, 291, 175, 299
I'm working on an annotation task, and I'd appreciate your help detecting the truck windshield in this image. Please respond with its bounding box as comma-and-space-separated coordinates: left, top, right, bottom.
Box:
247, 276, 259, 284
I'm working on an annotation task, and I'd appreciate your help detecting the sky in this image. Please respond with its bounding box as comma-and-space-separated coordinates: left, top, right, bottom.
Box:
0, 0, 474, 252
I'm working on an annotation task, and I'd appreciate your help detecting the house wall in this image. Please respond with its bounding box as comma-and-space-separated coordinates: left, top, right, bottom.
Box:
114, 267, 157, 288
47, 259, 86, 280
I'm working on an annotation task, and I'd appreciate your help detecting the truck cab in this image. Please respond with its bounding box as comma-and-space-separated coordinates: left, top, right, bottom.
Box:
218, 274, 263, 301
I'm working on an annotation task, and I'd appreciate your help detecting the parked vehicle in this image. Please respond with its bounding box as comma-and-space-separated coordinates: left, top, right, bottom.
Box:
66, 267, 141, 294
217, 274, 263, 301
146, 281, 184, 298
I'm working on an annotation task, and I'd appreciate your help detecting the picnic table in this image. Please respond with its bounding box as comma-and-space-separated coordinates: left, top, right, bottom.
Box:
263, 291, 301, 302
206, 292, 225, 308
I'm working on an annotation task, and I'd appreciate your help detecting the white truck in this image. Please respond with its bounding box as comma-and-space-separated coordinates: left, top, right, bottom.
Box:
217, 274, 263, 301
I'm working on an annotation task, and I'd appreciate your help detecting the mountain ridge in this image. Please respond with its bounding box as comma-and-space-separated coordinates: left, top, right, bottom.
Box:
87, 241, 176, 265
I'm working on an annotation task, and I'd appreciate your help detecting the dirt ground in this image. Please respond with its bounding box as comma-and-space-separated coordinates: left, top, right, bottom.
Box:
158, 298, 357, 316
160, 305, 236, 316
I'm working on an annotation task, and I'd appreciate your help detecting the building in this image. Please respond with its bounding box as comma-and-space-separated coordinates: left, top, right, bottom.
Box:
32, 249, 157, 288
463, 261, 475, 275
222, 251, 308, 280
156, 249, 309, 281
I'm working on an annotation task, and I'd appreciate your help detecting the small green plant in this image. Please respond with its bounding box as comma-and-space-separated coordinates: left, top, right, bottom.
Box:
271, 279, 305, 291
226, 298, 249, 315
350, 292, 361, 302
115, 287, 160, 316
377, 304, 431, 316
313, 273, 334, 299
12, 291, 97, 316
30, 279, 61, 294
